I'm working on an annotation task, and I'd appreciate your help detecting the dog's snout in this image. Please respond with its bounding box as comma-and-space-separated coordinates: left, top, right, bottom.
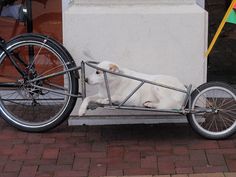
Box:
85, 78, 88, 83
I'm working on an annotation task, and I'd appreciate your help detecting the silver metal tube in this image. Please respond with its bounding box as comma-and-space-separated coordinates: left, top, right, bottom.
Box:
104, 105, 184, 114
81, 61, 86, 100
118, 81, 144, 107
181, 84, 192, 109
31, 84, 82, 98
85, 61, 187, 94
103, 72, 112, 106
28, 65, 81, 83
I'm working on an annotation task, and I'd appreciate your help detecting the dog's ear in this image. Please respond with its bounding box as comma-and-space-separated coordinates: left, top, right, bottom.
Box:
109, 64, 119, 73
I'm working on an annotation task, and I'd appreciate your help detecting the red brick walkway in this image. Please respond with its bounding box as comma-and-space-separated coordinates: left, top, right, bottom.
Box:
0, 118, 236, 177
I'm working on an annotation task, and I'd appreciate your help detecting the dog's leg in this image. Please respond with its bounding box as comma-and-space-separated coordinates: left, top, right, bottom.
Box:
78, 95, 100, 116
96, 95, 123, 105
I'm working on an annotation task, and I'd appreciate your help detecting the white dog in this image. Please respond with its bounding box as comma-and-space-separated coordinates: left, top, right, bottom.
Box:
78, 61, 187, 116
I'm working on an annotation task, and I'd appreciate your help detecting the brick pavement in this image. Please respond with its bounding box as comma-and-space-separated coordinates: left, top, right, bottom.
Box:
1, 118, 236, 177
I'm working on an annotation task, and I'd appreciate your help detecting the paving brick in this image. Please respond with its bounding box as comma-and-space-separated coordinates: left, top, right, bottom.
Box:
106, 169, 123, 176
172, 175, 188, 177
73, 157, 90, 171
157, 150, 173, 156
16, 131, 28, 139
175, 167, 193, 174
108, 146, 124, 158
175, 160, 208, 168
57, 151, 74, 165
224, 172, 236, 177
193, 165, 228, 173
226, 159, 236, 172
0, 156, 8, 166
74, 143, 92, 152
42, 148, 59, 160
189, 150, 207, 161
141, 151, 157, 169
127, 145, 155, 152
110, 140, 138, 146
28, 144, 44, 154
35, 172, 54, 177
121, 176, 152, 177
0, 129, 17, 140
24, 159, 57, 166
18, 165, 38, 177
0, 145, 13, 156
124, 168, 157, 176
25, 147, 43, 160
189, 173, 225, 177
0, 165, 4, 172
156, 142, 172, 151
218, 140, 235, 149
76, 151, 106, 158
189, 140, 219, 150
40, 138, 56, 144
173, 146, 189, 155
4, 161, 23, 172
158, 161, 175, 175
0, 172, 19, 177
158, 155, 189, 163
108, 161, 139, 170
89, 162, 107, 177
38, 164, 71, 172
206, 153, 226, 166
123, 176, 153, 177
54, 170, 88, 177
224, 154, 236, 160
124, 151, 140, 162
206, 149, 236, 155
92, 142, 107, 152
26, 134, 42, 143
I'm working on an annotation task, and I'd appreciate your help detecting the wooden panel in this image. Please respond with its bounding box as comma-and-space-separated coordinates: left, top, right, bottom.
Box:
0, 0, 62, 41
0, 0, 63, 85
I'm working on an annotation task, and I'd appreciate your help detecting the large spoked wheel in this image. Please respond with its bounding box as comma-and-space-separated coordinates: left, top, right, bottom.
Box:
187, 82, 236, 139
0, 34, 78, 132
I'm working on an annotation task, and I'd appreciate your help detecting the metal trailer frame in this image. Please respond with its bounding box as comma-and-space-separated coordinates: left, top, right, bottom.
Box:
81, 61, 194, 115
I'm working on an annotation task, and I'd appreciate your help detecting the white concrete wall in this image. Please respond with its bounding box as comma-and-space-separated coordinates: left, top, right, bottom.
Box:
62, 0, 208, 118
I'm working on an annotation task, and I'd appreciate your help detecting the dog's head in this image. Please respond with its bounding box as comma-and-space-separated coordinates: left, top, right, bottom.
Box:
87, 61, 120, 85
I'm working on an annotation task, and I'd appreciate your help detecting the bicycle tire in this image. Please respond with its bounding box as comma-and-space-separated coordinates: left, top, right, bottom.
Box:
0, 33, 78, 132
187, 82, 236, 139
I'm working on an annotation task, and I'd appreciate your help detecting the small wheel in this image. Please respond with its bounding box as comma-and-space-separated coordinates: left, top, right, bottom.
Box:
187, 82, 236, 139
0, 34, 78, 132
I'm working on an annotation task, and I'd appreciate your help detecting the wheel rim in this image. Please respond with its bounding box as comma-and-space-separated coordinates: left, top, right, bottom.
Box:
191, 86, 236, 137
0, 40, 72, 129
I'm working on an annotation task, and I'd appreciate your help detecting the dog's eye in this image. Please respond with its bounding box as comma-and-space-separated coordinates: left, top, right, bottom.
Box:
96, 71, 100, 75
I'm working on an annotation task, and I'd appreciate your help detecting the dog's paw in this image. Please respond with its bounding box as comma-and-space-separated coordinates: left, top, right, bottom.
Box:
78, 108, 86, 117
97, 98, 109, 105
143, 101, 154, 108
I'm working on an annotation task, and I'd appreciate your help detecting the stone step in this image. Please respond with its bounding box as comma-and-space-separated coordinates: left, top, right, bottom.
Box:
68, 114, 187, 126
74, 0, 195, 6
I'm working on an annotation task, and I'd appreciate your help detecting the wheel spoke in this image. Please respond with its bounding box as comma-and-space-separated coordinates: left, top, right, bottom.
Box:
37, 63, 65, 78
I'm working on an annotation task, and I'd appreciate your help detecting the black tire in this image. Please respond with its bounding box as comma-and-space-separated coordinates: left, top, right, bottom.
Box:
187, 82, 236, 139
0, 34, 78, 132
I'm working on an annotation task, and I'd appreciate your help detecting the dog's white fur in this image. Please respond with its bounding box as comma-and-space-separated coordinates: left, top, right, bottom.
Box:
78, 61, 186, 116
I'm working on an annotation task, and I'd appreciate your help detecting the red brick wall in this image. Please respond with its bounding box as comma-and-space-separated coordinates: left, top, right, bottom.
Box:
0, 0, 62, 42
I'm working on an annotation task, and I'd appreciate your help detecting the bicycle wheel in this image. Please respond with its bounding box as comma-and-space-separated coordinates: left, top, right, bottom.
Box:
0, 34, 78, 132
187, 82, 236, 139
